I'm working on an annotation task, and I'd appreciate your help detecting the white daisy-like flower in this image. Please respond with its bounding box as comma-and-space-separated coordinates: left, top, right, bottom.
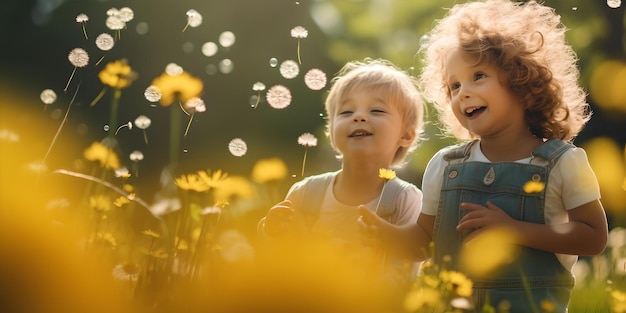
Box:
290, 26, 308, 39
298, 132, 318, 147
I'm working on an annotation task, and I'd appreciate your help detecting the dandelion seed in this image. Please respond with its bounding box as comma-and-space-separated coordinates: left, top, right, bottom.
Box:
218, 31, 236, 48
106, 14, 125, 31
76, 13, 89, 39
112, 263, 140, 281
269, 57, 278, 68
115, 167, 131, 178
608, 0, 621, 8
304, 68, 327, 90
201, 41, 218, 57
298, 132, 318, 176
279, 60, 299, 79
182, 97, 205, 137
228, 138, 247, 157
144, 85, 161, 103
290, 26, 308, 64
134, 115, 151, 144
64, 48, 89, 93
40, 89, 57, 110
117, 7, 134, 23
183, 9, 203, 32
95, 33, 115, 51
165, 63, 184, 75
374, 168, 396, 214
218, 58, 234, 74
130, 150, 144, 161
251, 82, 266, 108
114, 121, 132, 135
266, 84, 292, 109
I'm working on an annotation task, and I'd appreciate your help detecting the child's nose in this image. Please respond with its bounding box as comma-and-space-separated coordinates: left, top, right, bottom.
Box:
352, 110, 368, 122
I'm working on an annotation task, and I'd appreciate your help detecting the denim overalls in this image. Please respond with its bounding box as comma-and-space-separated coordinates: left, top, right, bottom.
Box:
433, 139, 575, 313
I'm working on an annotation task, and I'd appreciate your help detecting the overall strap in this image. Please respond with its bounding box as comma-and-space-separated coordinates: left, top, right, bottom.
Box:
531, 139, 575, 167
443, 140, 477, 164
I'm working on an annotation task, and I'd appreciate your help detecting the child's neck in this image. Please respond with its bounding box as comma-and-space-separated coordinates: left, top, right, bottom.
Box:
334, 164, 387, 206
479, 134, 543, 162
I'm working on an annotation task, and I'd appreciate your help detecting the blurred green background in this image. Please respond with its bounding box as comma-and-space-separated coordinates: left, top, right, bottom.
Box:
1, 0, 625, 225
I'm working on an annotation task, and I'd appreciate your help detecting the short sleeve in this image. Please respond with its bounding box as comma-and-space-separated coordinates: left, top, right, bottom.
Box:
391, 184, 422, 225
420, 149, 448, 216
552, 147, 601, 210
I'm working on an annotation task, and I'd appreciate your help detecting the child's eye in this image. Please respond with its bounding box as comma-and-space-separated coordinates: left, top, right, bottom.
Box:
371, 109, 385, 113
474, 73, 486, 80
449, 82, 461, 91
339, 110, 352, 115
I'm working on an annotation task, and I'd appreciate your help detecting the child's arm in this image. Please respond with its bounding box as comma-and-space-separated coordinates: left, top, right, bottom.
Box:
358, 206, 435, 261
457, 200, 608, 255
258, 200, 300, 237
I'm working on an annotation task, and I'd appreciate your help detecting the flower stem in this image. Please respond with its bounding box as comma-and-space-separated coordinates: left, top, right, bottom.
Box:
374, 182, 387, 215
301, 148, 308, 177
109, 88, 121, 137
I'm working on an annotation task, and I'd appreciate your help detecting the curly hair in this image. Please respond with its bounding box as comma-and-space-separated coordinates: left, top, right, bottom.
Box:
324, 58, 425, 167
418, 0, 590, 142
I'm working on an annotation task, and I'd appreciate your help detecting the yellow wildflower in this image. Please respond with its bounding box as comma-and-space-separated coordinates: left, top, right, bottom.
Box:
214, 175, 256, 203
379, 168, 396, 180
98, 59, 136, 89
174, 173, 210, 192
523, 180, 545, 193
251, 157, 288, 184
151, 71, 203, 107
89, 194, 111, 212
113, 196, 130, 207
440, 270, 473, 298
143, 229, 160, 239
84, 141, 120, 170
198, 169, 228, 189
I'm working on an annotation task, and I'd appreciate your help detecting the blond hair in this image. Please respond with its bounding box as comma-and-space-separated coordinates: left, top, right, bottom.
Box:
419, 0, 590, 142
324, 58, 425, 167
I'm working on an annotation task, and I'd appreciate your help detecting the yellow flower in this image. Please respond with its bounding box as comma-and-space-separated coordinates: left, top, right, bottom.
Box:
198, 169, 228, 189
523, 180, 545, 193
440, 270, 473, 298
174, 173, 210, 192
251, 157, 288, 184
113, 196, 130, 207
379, 168, 396, 180
84, 141, 120, 170
151, 71, 203, 107
214, 175, 256, 203
143, 229, 161, 239
404, 287, 442, 311
374, 168, 396, 214
98, 59, 136, 89
89, 194, 112, 212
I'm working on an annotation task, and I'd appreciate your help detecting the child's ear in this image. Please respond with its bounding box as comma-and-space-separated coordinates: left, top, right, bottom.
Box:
398, 128, 416, 148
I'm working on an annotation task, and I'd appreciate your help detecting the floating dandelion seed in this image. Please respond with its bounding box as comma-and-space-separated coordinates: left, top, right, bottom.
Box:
114, 121, 132, 135
251, 82, 266, 108
279, 60, 300, 79
117, 7, 134, 23
228, 138, 247, 157
129, 150, 144, 177
106, 14, 125, 31
144, 85, 162, 103
297, 132, 317, 176
201, 42, 218, 57
40, 89, 57, 110
219, 59, 234, 74
608, 0, 621, 8
134, 115, 151, 144
64, 48, 89, 93
183, 9, 203, 32
266, 84, 292, 109
165, 63, 184, 75
290, 26, 308, 64
182, 97, 206, 137
304, 68, 327, 90
269, 57, 278, 68
375, 168, 396, 214
76, 13, 89, 39
96, 33, 115, 51
219, 31, 236, 48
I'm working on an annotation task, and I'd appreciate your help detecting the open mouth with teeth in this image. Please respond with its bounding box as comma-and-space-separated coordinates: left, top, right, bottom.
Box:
465, 106, 486, 117
349, 130, 372, 138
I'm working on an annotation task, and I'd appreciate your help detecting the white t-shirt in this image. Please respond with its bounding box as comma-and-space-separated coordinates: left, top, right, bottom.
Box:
421, 142, 601, 271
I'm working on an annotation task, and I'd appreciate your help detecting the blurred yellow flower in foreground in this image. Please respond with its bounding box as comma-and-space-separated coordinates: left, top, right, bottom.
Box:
213, 175, 256, 203
379, 168, 396, 180
98, 59, 137, 89
151, 71, 203, 107
523, 180, 545, 194
252, 157, 288, 184
404, 287, 442, 311
84, 141, 120, 170
440, 270, 473, 298
460, 227, 520, 277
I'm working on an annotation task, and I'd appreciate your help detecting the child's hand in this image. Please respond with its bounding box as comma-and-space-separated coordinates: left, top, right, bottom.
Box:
262, 200, 297, 236
357, 205, 388, 248
457, 201, 514, 241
